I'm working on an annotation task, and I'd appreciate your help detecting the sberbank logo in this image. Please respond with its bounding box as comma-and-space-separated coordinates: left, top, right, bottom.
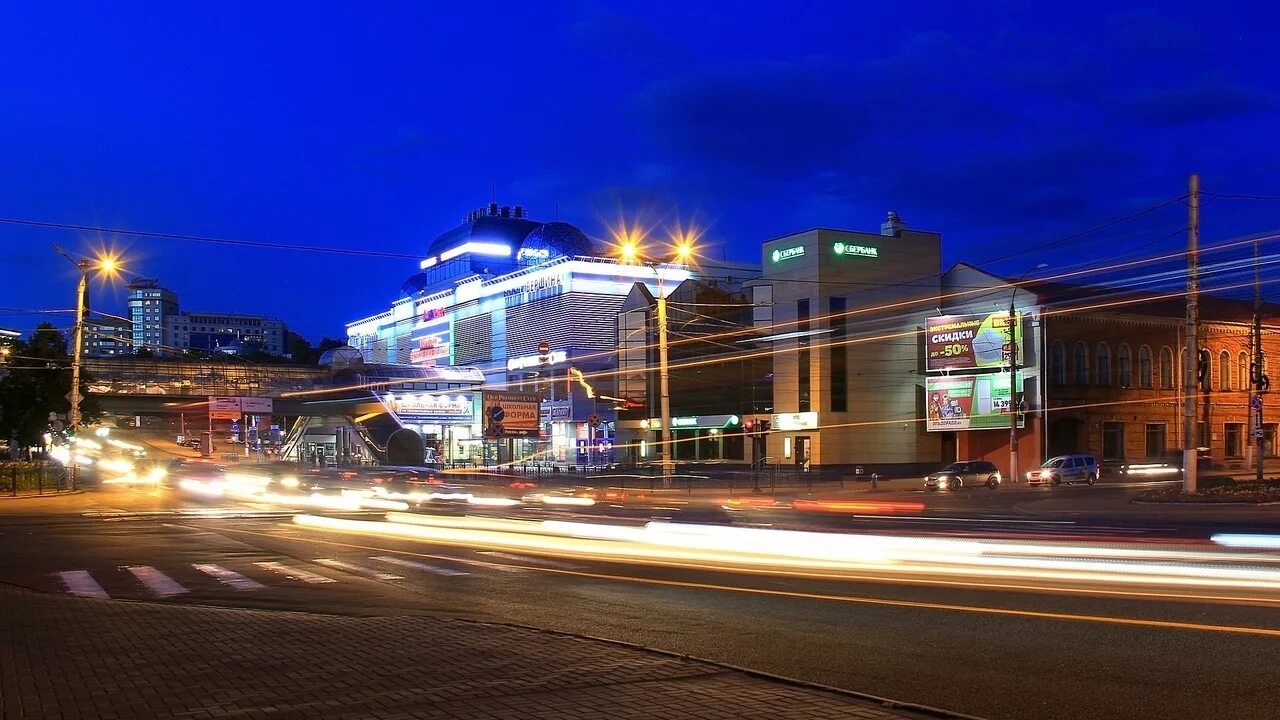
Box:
771, 245, 805, 263
833, 242, 878, 258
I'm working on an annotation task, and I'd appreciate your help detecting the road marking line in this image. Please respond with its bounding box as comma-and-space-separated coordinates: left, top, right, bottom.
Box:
421, 554, 527, 572
56, 570, 109, 599
478, 551, 577, 569
253, 561, 337, 584
124, 565, 189, 597
312, 558, 404, 580
371, 556, 470, 577
207, 524, 1280, 634
192, 563, 266, 591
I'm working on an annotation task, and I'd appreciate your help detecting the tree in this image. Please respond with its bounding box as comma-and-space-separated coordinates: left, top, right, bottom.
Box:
0, 323, 102, 448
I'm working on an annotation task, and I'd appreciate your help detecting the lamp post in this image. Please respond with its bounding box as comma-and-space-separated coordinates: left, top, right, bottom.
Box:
52, 246, 120, 433
1008, 263, 1047, 484
618, 230, 694, 488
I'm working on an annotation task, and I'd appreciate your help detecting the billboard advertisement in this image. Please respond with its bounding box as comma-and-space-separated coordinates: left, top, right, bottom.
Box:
926, 373, 1024, 431
385, 392, 474, 424
408, 325, 451, 365
925, 313, 1023, 371
482, 391, 540, 438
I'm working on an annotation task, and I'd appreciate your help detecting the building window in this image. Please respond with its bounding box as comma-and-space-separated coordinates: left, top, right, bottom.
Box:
1117, 344, 1132, 388
1138, 345, 1153, 388
1073, 342, 1089, 385
1145, 423, 1167, 458
1219, 350, 1231, 391
1050, 341, 1066, 385
1240, 351, 1251, 391
1096, 343, 1111, 386
829, 297, 847, 412
1159, 347, 1174, 389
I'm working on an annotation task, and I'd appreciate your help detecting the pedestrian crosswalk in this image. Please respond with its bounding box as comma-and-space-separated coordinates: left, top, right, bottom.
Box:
50, 550, 567, 601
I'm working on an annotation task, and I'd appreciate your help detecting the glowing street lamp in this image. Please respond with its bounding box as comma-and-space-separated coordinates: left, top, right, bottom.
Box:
52, 246, 124, 432
613, 227, 697, 487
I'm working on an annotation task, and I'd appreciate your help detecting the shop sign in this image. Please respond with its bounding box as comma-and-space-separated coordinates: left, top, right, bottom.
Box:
925, 313, 1023, 371
517, 247, 551, 261
770, 246, 805, 263
771, 411, 818, 431
409, 326, 451, 365
482, 391, 540, 438
386, 392, 474, 423
832, 241, 878, 258
647, 414, 741, 430
507, 350, 567, 371
926, 373, 1024, 431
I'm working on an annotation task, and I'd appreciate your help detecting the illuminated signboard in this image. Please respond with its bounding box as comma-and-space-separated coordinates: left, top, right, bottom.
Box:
517, 247, 551, 262
646, 414, 741, 430
770, 246, 805, 263
385, 392, 475, 423
409, 329, 451, 365
925, 312, 1022, 371
925, 374, 1024, 431
832, 241, 878, 258
482, 391, 540, 438
507, 350, 568, 371
771, 411, 818, 431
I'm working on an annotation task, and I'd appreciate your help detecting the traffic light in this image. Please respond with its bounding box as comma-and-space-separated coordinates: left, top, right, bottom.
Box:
744, 418, 756, 432
1197, 349, 1211, 390
758, 419, 771, 434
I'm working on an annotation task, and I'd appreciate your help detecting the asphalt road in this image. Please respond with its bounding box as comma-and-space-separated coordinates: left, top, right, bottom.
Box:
3, 487, 1279, 720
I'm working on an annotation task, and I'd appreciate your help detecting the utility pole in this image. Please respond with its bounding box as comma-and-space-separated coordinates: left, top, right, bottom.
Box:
68, 263, 89, 432
656, 272, 674, 487
1183, 173, 1200, 492
1007, 301, 1019, 486
1254, 238, 1266, 482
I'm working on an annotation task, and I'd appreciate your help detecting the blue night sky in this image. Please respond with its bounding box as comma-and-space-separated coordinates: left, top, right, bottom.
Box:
2, 1, 1278, 341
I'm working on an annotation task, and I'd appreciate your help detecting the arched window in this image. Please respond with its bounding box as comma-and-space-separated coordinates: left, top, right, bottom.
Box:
1219, 350, 1231, 391
1240, 351, 1251, 391
1160, 347, 1175, 389
1118, 344, 1132, 388
1050, 341, 1066, 385
1139, 345, 1153, 388
1096, 343, 1112, 386
1074, 342, 1089, 385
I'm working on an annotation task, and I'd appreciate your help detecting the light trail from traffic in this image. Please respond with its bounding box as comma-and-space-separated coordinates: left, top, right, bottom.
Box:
289, 513, 1280, 603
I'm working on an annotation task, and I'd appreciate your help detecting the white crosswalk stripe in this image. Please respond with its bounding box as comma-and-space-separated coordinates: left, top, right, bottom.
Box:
253, 561, 338, 584
56, 570, 110, 599
312, 558, 404, 580
420, 553, 527, 572
124, 565, 189, 597
477, 551, 577, 569
371, 556, 470, 577
193, 563, 266, 591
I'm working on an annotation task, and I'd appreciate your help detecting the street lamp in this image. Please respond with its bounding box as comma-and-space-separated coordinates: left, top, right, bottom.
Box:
52, 245, 122, 432
1008, 263, 1047, 484
615, 227, 695, 487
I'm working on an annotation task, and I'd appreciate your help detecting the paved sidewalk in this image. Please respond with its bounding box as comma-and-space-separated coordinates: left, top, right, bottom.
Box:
0, 585, 945, 720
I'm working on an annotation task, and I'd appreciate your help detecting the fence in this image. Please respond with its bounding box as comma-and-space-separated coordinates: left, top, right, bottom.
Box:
1, 462, 76, 496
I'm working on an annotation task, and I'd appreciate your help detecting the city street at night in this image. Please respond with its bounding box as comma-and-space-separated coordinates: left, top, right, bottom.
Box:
4, 481, 1280, 720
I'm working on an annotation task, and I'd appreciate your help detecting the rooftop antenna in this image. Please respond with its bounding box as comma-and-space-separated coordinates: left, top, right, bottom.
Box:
490, 180, 496, 204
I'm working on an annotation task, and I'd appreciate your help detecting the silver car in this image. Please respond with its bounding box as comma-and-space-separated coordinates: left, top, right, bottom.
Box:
925, 460, 1002, 490
1026, 454, 1099, 486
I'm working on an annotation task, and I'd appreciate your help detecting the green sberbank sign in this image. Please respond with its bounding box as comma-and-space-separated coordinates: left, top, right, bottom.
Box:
771, 245, 806, 263
833, 241, 878, 258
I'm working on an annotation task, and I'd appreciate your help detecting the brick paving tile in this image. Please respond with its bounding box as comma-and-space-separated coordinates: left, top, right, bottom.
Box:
0, 584, 950, 720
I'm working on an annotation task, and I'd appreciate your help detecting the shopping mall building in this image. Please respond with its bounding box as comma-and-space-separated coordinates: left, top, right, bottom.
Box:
345, 203, 753, 465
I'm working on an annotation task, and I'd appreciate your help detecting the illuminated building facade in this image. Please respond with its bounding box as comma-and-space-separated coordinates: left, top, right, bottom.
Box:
347, 203, 719, 463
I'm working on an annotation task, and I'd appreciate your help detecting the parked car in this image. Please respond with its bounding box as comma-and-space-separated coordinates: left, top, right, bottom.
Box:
1027, 454, 1099, 486
924, 460, 1002, 490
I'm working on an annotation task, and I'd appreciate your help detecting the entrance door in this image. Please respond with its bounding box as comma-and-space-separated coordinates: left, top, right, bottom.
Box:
795, 436, 811, 471
1049, 418, 1083, 456
1102, 422, 1125, 461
